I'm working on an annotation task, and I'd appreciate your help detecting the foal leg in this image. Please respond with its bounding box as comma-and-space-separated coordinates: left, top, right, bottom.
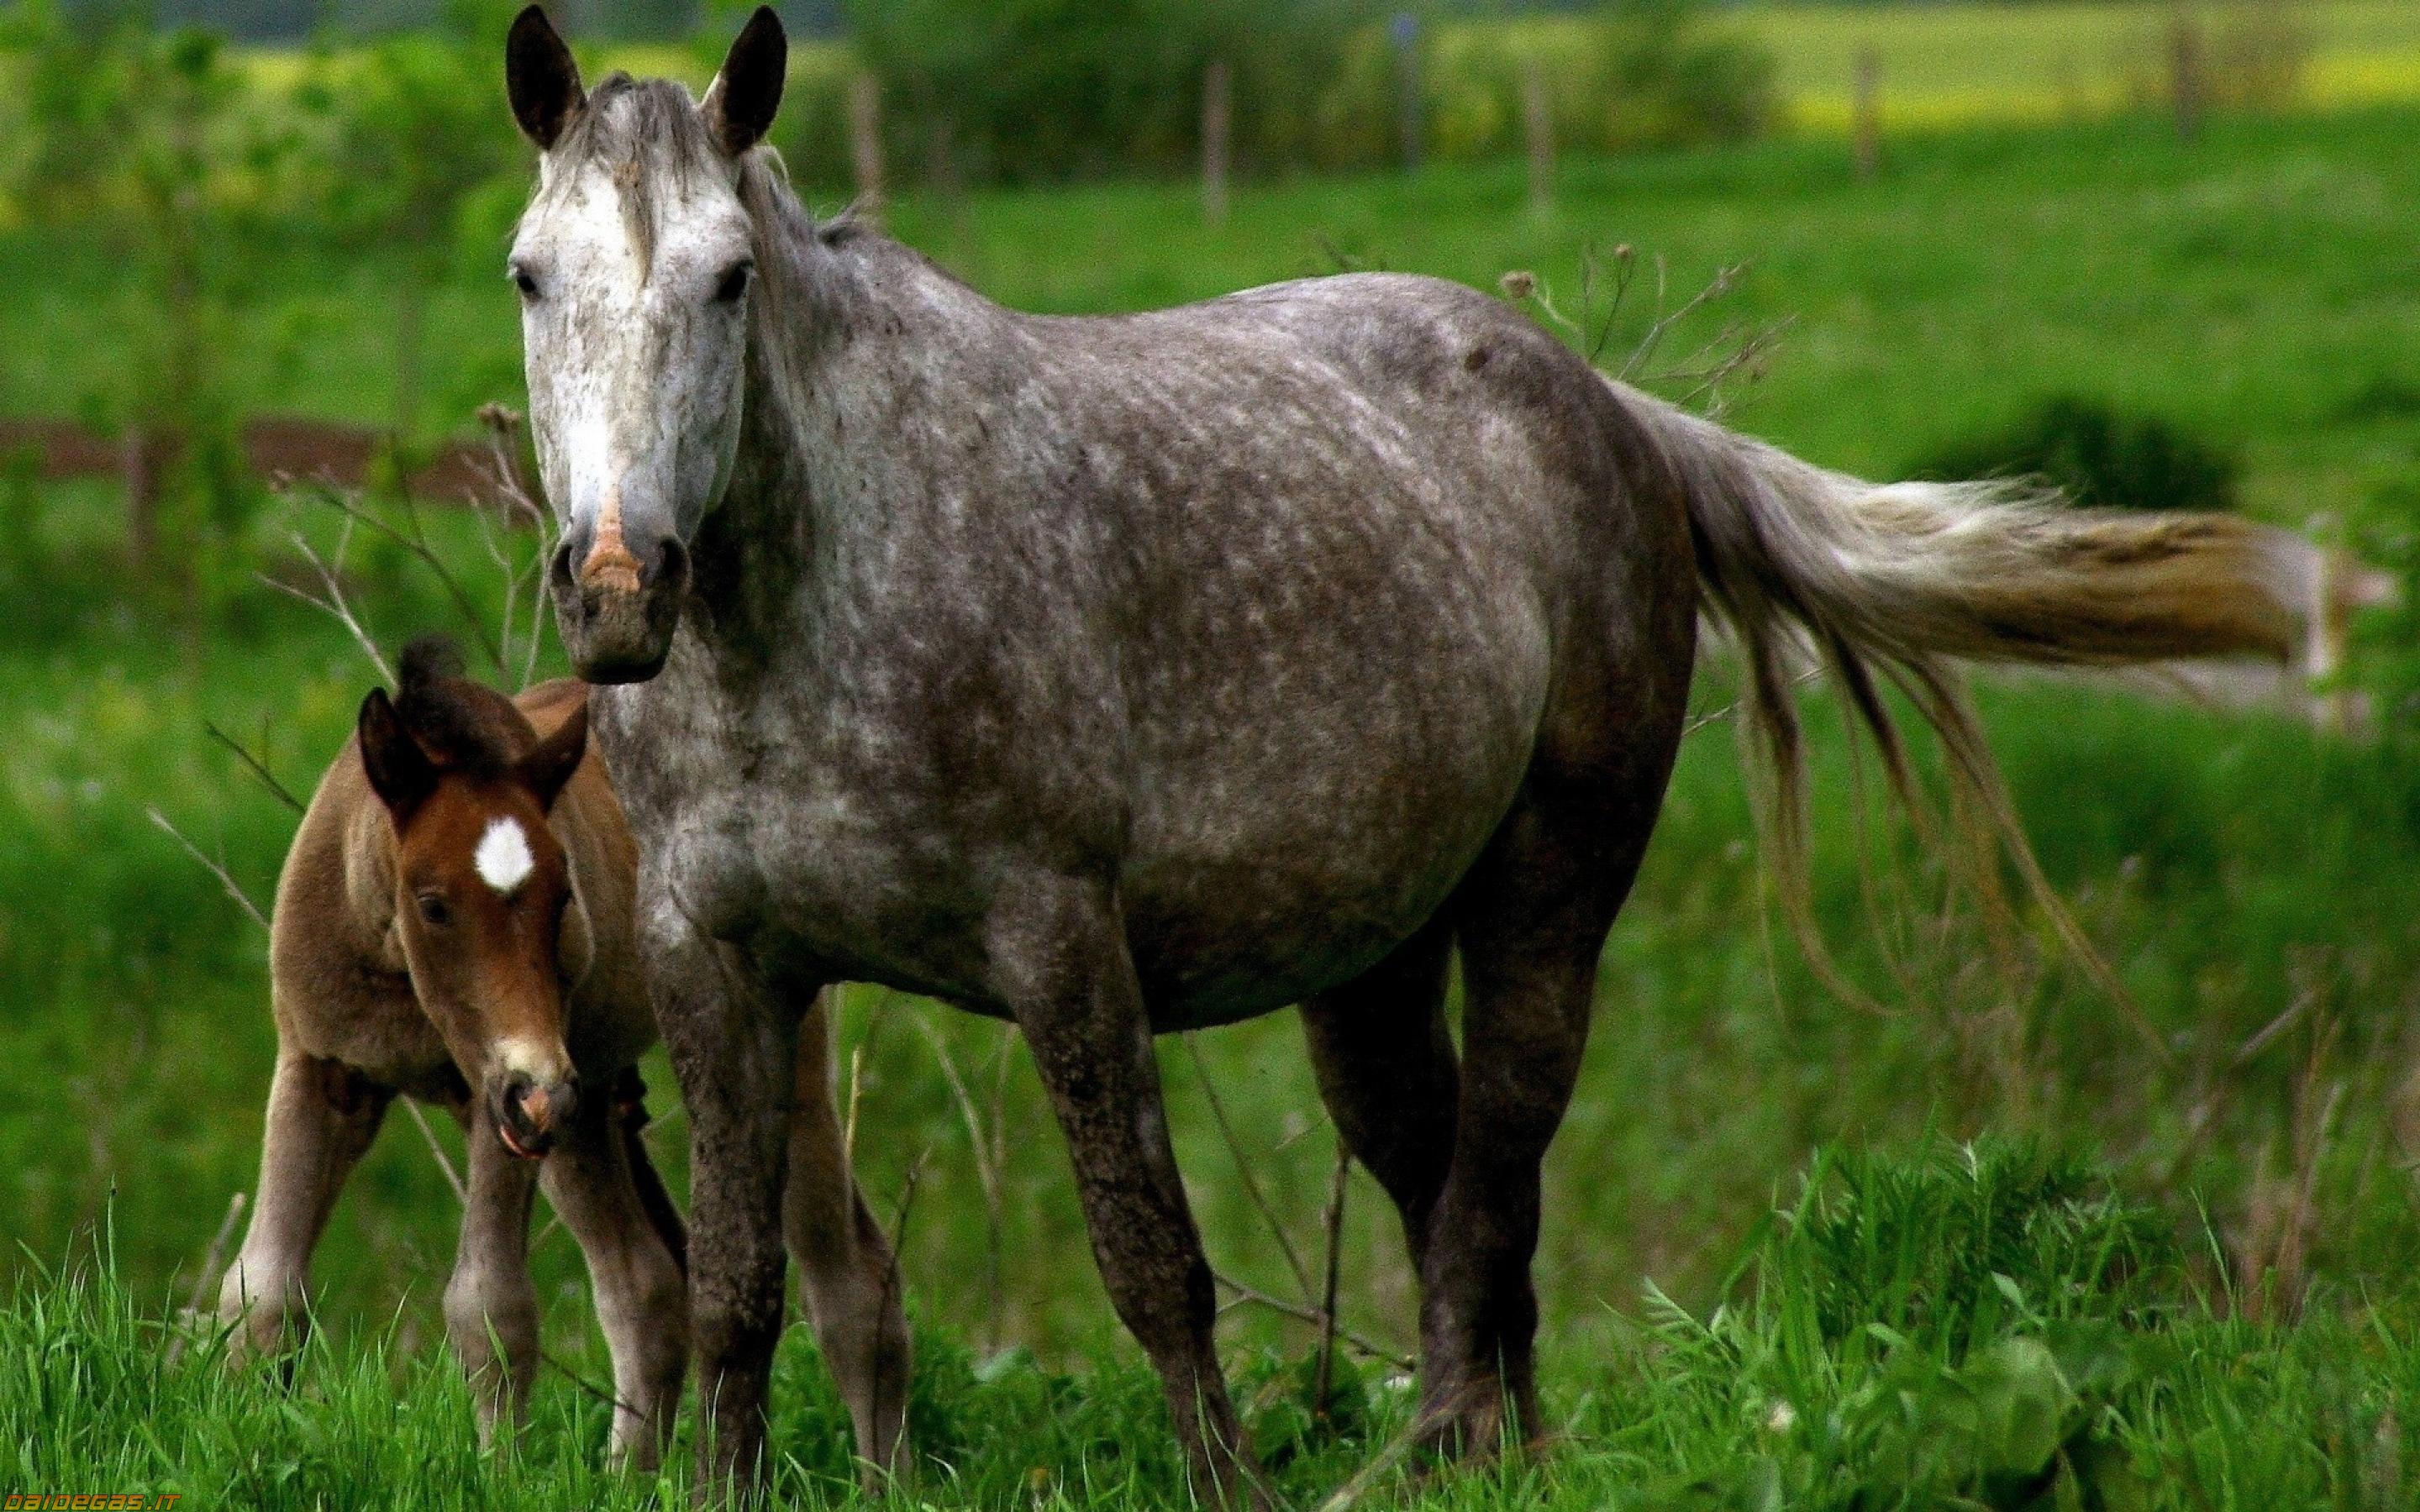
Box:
615, 1067, 688, 1276
992, 879, 1268, 1512
1415, 790, 1653, 1459
1298, 920, 1460, 1276
539, 1084, 689, 1470
446, 1099, 543, 1448
784, 988, 912, 1488
650, 922, 800, 1499
217, 1051, 391, 1353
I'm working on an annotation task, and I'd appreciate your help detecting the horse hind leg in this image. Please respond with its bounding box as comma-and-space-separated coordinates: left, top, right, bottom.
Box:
1298, 918, 1460, 1279
783, 988, 913, 1488
1415, 785, 1654, 1460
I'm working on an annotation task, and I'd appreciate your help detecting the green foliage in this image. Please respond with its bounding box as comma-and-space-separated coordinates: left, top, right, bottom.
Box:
288, 19, 524, 435
292, 29, 517, 259
1425, 4, 1776, 165
793, 0, 1775, 192
1756, 1141, 2179, 1362
1602, 1139, 2418, 1510
1911, 394, 2241, 512
830, 0, 1368, 186
0, 3, 303, 594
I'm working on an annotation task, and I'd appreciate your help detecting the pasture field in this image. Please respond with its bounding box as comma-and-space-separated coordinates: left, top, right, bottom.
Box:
5, 103, 2420, 1505
1736, 0, 2420, 131
567, 2, 2420, 150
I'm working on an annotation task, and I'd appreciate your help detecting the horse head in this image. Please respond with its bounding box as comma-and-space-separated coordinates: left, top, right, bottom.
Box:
358, 638, 592, 1158
506, 4, 786, 682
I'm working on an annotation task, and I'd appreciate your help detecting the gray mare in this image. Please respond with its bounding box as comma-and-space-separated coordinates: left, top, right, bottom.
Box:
504, 7, 2322, 1503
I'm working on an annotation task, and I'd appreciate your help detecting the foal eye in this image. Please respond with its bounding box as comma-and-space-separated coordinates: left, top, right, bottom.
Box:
416, 892, 451, 927
713, 260, 754, 304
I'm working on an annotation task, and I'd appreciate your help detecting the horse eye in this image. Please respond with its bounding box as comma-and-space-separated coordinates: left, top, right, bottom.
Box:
713, 260, 753, 304
416, 892, 451, 927
511, 266, 541, 301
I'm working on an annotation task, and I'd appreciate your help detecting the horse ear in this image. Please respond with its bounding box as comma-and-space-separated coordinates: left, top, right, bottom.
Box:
702, 5, 786, 156
507, 4, 584, 150
359, 688, 439, 822
519, 699, 588, 811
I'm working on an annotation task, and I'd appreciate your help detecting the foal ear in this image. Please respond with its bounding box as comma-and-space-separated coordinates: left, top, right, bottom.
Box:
359, 688, 439, 822
702, 5, 786, 157
556, 885, 596, 986
506, 4, 585, 150
518, 700, 588, 811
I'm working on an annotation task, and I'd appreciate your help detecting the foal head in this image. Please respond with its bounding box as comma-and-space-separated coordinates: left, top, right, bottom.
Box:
505, 4, 788, 683
358, 640, 591, 1159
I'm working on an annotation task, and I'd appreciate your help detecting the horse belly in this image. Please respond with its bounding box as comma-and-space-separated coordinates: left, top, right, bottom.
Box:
1120, 643, 1545, 1030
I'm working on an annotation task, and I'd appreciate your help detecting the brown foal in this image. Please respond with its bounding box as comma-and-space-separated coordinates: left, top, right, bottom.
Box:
214, 638, 907, 1475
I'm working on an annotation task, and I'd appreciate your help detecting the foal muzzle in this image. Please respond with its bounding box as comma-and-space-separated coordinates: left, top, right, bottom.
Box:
493, 1070, 580, 1161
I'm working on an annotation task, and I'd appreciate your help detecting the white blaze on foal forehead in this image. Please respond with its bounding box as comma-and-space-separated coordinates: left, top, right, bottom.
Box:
496, 1035, 567, 1082
474, 816, 538, 895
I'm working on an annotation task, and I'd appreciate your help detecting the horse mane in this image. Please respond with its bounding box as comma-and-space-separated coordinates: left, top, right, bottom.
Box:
392, 637, 536, 779
540, 73, 723, 281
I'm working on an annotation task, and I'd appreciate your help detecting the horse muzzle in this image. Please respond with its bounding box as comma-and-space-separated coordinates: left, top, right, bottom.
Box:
492, 1069, 580, 1161
550, 524, 687, 685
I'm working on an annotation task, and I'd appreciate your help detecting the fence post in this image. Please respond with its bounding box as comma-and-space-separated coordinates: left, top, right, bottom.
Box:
1392, 12, 1423, 173
847, 73, 884, 209
122, 425, 156, 568
1202, 58, 1232, 226
2170, 13, 2205, 141
1853, 45, 1881, 181
1521, 56, 1553, 218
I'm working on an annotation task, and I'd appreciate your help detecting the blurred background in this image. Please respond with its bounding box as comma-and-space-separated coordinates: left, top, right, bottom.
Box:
3, 0, 2419, 1385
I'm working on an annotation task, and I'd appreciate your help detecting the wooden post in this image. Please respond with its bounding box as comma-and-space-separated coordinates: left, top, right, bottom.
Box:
2312, 544, 2346, 736
848, 74, 884, 208
1520, 57, 1553, 218
1202, 58, 1231, 226
122, 425, 155, 568
1391, 12, 1422, 173
2170, 12, 2204, 141
1853, 45, 1881, 181
925, 113, 960, 205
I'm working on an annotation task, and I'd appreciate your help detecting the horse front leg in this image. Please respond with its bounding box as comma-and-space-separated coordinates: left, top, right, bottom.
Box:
651, 921, 797, 1503
785, 988, 912, 1489
217, 1051, 392, 1355
446, 1098, 542, 1448
991, 879, 1269, 1512
539, 1081, 689, 1471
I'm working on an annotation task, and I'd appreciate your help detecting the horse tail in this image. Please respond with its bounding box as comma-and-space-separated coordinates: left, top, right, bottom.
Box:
1618, 379, 2323, 1011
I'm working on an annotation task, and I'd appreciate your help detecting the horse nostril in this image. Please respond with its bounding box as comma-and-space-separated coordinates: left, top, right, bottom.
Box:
550, 537, 581, 593
506, 1074, 578, 1136
647, 537, 688, 593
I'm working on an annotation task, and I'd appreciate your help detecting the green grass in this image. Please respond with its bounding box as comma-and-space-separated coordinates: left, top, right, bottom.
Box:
13, 1141, 2420, 1508
4, 97, 2420, 1509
